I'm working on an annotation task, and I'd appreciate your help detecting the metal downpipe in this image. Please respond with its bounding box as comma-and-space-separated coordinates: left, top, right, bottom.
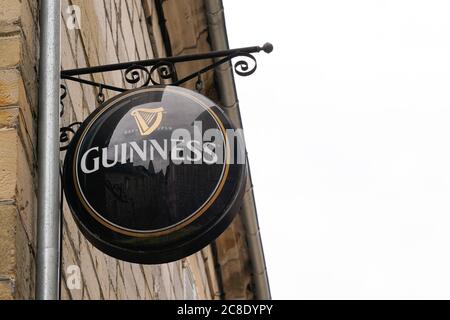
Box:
36, 0, 61, 300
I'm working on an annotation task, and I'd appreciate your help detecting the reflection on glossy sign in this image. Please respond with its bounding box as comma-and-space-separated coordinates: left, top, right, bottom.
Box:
63, 86, 246, 264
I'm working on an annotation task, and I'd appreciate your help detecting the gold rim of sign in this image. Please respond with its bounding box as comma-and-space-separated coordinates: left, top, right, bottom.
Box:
72, 87, 231, 238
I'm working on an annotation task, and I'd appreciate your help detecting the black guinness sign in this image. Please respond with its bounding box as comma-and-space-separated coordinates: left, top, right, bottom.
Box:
63, 86, 246, 264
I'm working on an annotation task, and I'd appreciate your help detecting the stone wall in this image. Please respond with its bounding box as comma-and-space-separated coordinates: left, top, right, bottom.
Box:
59, 0, 221, 300
0, 0, 223, 300
0, 0, 256, 300
0, 0, 39, 299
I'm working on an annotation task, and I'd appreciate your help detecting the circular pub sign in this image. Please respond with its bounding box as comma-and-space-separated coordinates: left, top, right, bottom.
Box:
63, 86, 246, 264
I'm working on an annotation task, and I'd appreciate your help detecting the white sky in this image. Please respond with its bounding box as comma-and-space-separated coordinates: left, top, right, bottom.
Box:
224, 0, 450, 299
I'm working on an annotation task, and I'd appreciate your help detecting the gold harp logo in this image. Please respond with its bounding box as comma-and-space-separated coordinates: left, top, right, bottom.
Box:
130, 107, 164, 136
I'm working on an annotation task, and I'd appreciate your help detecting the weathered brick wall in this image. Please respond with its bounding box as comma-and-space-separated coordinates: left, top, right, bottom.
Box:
0, 0, 38, 299
59, 0, 221, 300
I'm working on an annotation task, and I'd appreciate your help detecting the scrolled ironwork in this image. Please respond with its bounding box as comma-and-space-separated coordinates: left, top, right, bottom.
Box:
97, 84, 105, 105
60, 122, 82, 151
59, 43, 273, 99
60, 84, 67, 117
232, 52, 258, 77
58, 43, 273, 154
124, 65, 151, 87
195, 74, 204, 92
149, 61, 177, 85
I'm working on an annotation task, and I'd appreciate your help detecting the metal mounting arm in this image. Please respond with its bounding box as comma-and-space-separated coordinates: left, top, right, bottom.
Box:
60, 43, 273, 93
59, 43, 273, 151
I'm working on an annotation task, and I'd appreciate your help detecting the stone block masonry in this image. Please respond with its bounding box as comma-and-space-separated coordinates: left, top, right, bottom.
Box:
0, 0, 39, 299
0, 0, 253, 300
58, 0, 222, 300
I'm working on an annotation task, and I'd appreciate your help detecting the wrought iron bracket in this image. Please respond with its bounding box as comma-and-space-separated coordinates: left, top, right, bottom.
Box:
61, 43, 273, 93
60, 122, 82, 151
59, 43, 273, 150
